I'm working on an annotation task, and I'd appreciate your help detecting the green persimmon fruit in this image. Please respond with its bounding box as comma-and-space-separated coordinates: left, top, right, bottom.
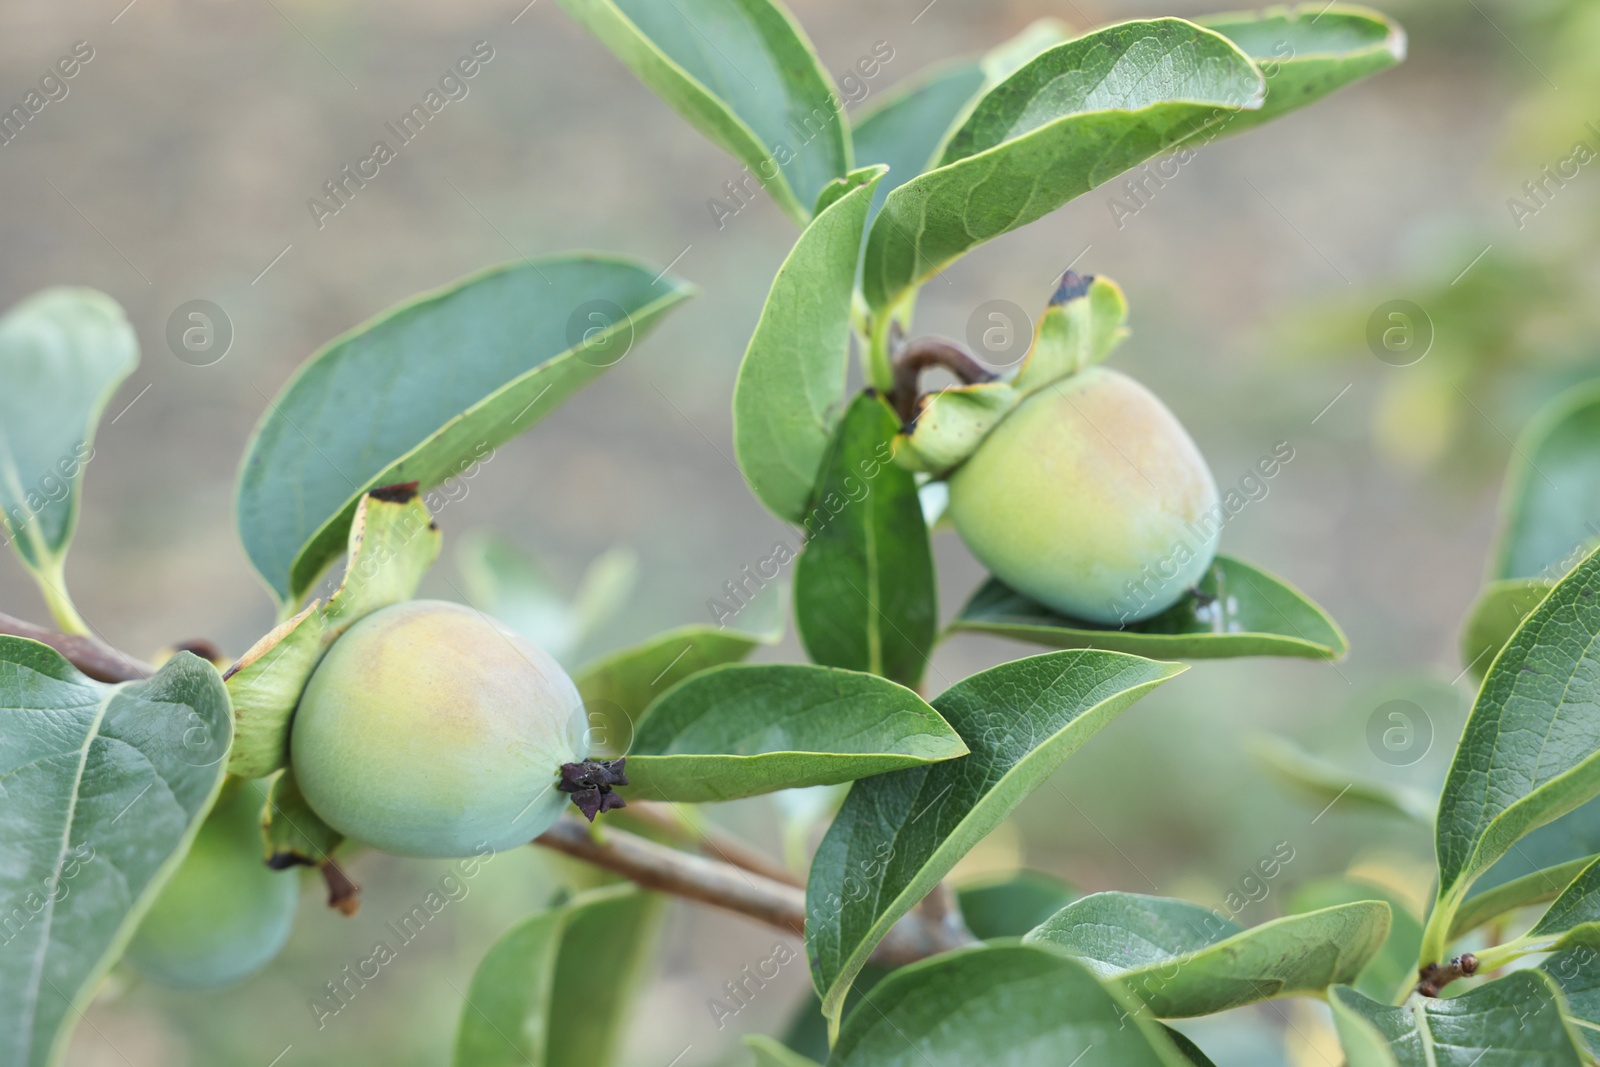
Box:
126, 778, 299, 989
948, 367, 1221, 624
291, 599, 588, 858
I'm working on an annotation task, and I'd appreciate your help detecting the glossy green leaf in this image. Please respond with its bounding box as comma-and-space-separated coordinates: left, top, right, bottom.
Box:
732, 168, 883, 522
263, 767, 343, 868
574, 623, 777, 755
1197, 6, 1405, 137
828, 943, 1191, 1067
861, 20, 1263, 311
1289, 878, 1423, 1003
956, 870, 1077, 940
1427, 545, 1600, 961
625, 664, 967, 803
745, 1036, 821, 1067
0, 640, 231, 1067
555, 0, 848, 225
452, 885, 661, 1067
1331, 975, 1587, 1067
1250, 735, 1433, 822
1493, 375, 1600, 582
1461, 578, 1555, 683
1451, 857, 1595, 941
0, 289, 136, 613
1024, 892, 1389, 1017
806, 649, 1184, 1028
793, 393, 936, 688
950, 555, 1347, 660
237, 256, 692, 606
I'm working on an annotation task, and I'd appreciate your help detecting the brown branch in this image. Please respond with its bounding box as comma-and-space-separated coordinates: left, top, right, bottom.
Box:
0, 611, 153, 682
888, 337, 998, 426
534, 817, 975, 966
615, 800, 803, 887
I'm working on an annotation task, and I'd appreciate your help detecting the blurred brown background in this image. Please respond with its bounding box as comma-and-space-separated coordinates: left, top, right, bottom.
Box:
2, 0, 1595, 1063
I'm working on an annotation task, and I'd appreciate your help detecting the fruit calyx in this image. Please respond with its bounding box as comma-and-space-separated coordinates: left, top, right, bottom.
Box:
560, 757, 630, 821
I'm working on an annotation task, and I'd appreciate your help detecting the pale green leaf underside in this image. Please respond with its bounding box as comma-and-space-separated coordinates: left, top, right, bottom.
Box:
452, 885, 661, 1067
0, 288, 137, 572
806, 649, 1184, 1025
950, 555, 1346, 660
1024, 892, 1390, 1017
862, 19, 1264, 310
1451, 857, 1595, 941
733, 168, 883, 523
236, 256, 691, 605
1289, 878, 1423, 1004
625, 664, 967, 802
1493, 367, 1600, 582
0, 639, 230, 1067
828, 943, 1192, 1067
555, 0, 848, 224
1332, 975, 1586, 1067
1251, 735, 1433, 823
1197, 5, 1405, 137
1434, 545, 1600, 915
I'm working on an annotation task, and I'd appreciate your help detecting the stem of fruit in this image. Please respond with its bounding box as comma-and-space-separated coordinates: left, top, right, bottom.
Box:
0, 609, 153, 681
887, 338, 998, 425
534, 817, 973, 965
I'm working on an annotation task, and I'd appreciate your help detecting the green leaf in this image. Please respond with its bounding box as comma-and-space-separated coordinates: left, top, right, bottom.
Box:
320, 486, 442, 640
1427, 544, 1600, 961
457, 531, 573, 656
574, 623, 777, 755
0, 289, 137, 622
1451, 857, 1595, 941
1330, 975, 1588, 1067
744, 1036, 822, 1067
1197, 6, 1406, 137
1531, 856, 1600, 941
1461, 578, 1555, 683
1250, 735, 1433, 822
950, 555, 1347, 660
955, 870, 1077, 940
1494, 379, 1600, 581
1289, 878, 1423, 1003
0, 640, 231, 1067
224, 601, 325, 779
793, 393, 936, 688
263, 767, 343, 868
732, 168, 883, 522
1328, 989, 1402, 1067
555, 0, 848, 225
851, 61, 984, 212
624, 664, 967, 802
828, 943, 1191, 1067
1024, 892, 1389, 1017
236, 256, 692, 606
452, 885, 661, 1067
1543, 934, 1600, 1059
225, 486, 441, 780
1161, 1027, 1219, 1067
861, 19, 1263, 311
806, 649, 1185, 1028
